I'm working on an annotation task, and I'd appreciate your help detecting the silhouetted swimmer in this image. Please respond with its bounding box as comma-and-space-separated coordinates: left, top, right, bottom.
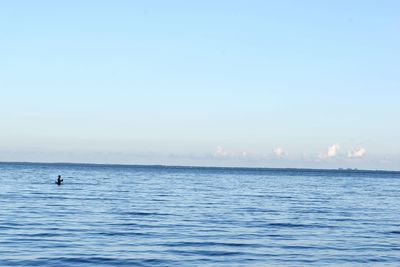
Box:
55, 175, 63, 185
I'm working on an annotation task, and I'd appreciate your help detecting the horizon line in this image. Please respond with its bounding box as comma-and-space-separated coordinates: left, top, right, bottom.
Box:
0, 160, 399, 173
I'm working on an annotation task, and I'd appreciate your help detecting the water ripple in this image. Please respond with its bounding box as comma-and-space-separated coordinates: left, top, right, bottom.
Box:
1, 162, 400, 266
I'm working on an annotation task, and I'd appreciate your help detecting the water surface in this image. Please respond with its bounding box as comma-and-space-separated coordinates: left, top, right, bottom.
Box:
1, 163, 399, 266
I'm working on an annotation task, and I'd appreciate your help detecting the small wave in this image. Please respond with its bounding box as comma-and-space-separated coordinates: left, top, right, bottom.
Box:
267, 222, 309, 228
23, 232, 61, 238
167, 249, 245, 257
119, 211, 172, 216
266, 222, 336, 229
388, 230, 400, 234
162, 241, 261, 248
1, 257, 175, 267
92, 231, 152, 237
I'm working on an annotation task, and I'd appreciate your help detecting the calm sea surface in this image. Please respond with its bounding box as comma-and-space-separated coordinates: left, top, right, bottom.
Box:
0, 162, 399, 266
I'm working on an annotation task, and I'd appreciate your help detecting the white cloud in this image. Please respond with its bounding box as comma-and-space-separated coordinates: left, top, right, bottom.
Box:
319, 144, 340, 159
242, 151, 248, 157
327, 144, 340, 157
214, 145, 228, 157
273, 147, 286, 157
348, 147, 367, 158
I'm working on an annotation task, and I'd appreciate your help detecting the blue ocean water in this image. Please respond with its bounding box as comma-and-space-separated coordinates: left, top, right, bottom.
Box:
0, 162, 399, 266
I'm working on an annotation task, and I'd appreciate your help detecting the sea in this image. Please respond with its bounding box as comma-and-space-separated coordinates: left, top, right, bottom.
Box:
0, 162, 399, 266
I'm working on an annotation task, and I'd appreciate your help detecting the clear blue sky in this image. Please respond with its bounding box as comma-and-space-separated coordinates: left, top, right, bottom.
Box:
1, 1, 399, 169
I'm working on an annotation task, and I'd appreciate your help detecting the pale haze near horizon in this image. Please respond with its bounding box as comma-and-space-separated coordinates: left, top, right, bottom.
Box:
1, 1, 399, 170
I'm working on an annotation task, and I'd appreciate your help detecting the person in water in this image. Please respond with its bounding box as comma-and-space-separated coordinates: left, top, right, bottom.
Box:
56, 175, 63, 185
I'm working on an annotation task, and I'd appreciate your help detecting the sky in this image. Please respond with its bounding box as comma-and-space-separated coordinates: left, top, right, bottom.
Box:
0, 1, 399, 170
